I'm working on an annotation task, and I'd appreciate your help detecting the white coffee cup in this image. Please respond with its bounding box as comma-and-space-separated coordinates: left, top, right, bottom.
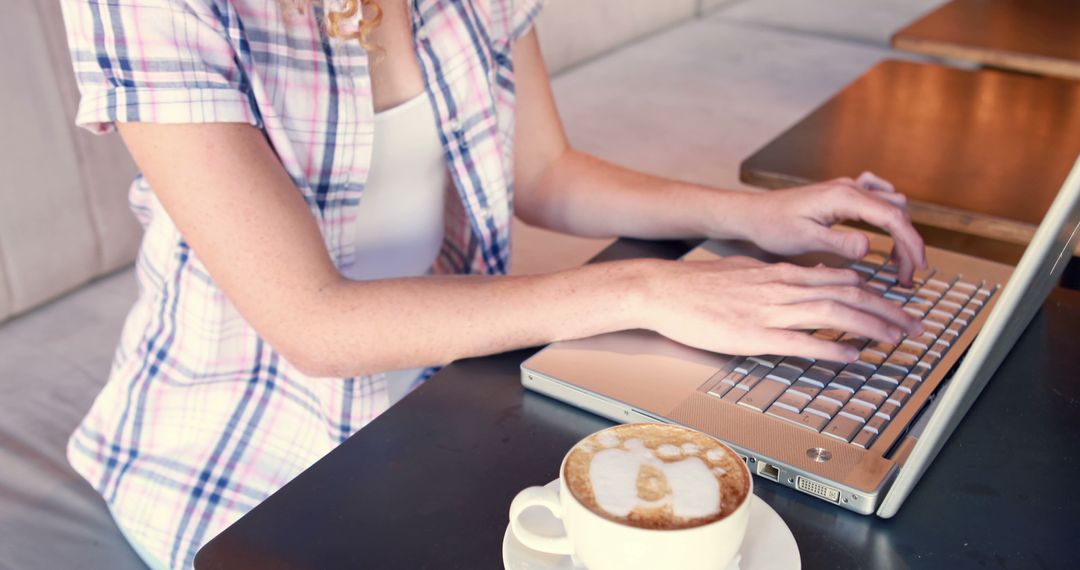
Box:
509, 424, 752, 570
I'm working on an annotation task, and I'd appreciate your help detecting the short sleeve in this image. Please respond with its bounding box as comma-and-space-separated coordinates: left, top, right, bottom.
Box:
59, 0, 260, 134
506, 0, 546, 43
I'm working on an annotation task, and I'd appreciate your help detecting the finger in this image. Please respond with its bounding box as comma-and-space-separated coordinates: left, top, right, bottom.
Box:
832, 188, 927, 283
759, 263, 861, 287
856, 171, 895, 193
870, 189, 908, 209
779, 285, 924, 336
766, 300, 905, 345
748, 329, 858, 362
808, 225, 871, 260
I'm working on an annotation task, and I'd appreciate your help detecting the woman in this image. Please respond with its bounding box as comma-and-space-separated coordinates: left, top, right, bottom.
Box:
60, 0, 925, 568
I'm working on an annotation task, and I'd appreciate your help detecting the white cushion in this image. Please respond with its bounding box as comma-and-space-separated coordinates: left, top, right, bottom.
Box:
710, 0, 949, 46
0, 268, 144, 570
536, 0, 698, 74
0, 0, 139, 324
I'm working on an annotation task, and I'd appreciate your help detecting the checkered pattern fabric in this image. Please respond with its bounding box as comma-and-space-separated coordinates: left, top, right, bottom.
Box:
58, 0, 544, 567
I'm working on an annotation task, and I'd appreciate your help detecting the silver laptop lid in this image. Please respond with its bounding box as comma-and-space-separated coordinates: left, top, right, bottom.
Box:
879, 155, 1080, 517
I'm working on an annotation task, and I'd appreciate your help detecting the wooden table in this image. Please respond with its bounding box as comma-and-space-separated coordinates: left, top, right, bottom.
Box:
892, 0, 1080, 80
740, 59, 1080, 258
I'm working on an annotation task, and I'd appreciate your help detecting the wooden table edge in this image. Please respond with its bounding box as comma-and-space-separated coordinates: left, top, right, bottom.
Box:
891, 34, 1080, 81
739, 165, 1080, 256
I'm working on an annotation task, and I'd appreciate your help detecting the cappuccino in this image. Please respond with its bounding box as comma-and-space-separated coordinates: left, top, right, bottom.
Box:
564, 424, 749, 530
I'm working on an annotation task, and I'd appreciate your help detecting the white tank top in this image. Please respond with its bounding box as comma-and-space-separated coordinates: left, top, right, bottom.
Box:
343, 92, 447, 281
343, 92, 448, 402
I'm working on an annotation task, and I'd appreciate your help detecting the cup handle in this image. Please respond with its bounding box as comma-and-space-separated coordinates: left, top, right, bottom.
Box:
509, 485, 574, 555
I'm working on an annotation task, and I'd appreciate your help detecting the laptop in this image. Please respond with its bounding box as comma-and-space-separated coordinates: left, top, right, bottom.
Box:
521, 155, 1080, 517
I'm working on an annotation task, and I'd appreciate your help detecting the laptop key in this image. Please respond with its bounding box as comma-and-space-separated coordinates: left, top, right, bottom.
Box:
866, 339, 896, 355
737, 378, 790, 412
852, 388, 887, 409
748, 355, 781, 368
842, 362, 876, 380
922, 320, 946, 335
733, 360, 756, 375
830, 372, 865, 393
923, 279, 951, 294
708, 371, 743, 398
952, 280, 978, 295
886, 352, 919, 371
871, 367, 905, 384
766, 404, 829, 432
852, 428, 878, 449
872, 269, 898, 284
807, 395, 844, 417
867, 280, 888, 293
877, 401, 900, 421
923, 310, 952, 328
798, 369, 831, 387
841, 401, 875, 422
943, 291, 969, 305
780, 356, 815, 371
766, 364, 801, 385
933, 300, 962, 317
946, 321, 965, 336
812, 359, 846, 374
913, 266, 937, 285
867, 413, 890, 433
777, 390, 811, 411
819, 387, 853, 408
866, 377, 898, 395
896, 376, 920, 395
722, 385, 749, 403
788, 380, 822, 400
823, 415, 862, 442
859, 349, 887, 367
849, 262, 877, 279
889, 387, 911, 406
905, 299, 934, 317
883, 290, 907, 304
895, 340, 927, 359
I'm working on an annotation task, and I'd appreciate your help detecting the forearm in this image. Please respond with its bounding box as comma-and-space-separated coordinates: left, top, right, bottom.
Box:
291, 260, 647, 377
517, 150, 758, 240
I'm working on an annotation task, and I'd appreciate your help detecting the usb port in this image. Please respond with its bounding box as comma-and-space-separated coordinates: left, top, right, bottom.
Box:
757, 462, 780, 482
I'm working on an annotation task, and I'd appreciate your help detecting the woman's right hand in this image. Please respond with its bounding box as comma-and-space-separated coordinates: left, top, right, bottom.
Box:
631, 257, 924, 362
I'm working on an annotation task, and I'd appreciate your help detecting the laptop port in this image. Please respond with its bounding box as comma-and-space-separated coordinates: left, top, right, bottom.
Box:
796, 476, 841, 503
756, 462, 780, 482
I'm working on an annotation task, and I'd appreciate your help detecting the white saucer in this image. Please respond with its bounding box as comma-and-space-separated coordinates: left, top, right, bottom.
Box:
503, 480, 800, 570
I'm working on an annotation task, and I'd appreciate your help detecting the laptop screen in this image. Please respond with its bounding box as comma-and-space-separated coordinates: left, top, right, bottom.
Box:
880, 155, 1080, 517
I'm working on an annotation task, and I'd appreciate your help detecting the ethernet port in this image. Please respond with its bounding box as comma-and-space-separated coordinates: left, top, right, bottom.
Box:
757, 461, 780, 482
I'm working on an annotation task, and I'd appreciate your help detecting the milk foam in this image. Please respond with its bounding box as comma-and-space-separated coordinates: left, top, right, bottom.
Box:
588, 438, 721, 520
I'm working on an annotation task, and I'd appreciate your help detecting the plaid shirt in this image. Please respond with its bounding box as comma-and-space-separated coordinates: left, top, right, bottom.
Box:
60, 0, 543, 567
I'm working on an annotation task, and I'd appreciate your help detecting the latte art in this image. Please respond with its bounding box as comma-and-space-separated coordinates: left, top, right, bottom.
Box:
564, 424, 749, 530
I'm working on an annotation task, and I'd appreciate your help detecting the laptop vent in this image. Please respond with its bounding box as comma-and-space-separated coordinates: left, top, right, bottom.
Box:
796, 476, 840, 503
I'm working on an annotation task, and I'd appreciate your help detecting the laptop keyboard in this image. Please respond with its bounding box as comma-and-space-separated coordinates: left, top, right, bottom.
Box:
706, 253, 998, 449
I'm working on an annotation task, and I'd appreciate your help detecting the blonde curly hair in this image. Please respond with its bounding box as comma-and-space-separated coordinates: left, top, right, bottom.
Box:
280, 0, 383, 51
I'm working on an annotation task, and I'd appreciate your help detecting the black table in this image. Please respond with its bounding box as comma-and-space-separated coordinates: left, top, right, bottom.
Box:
196, 239, 1080, 569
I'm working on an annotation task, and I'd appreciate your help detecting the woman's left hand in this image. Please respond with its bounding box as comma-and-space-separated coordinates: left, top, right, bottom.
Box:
736, 172, 928, 286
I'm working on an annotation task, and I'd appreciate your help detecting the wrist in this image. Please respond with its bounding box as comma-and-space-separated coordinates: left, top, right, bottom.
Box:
590, 258, 667, 332
677, 184, 762, 242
